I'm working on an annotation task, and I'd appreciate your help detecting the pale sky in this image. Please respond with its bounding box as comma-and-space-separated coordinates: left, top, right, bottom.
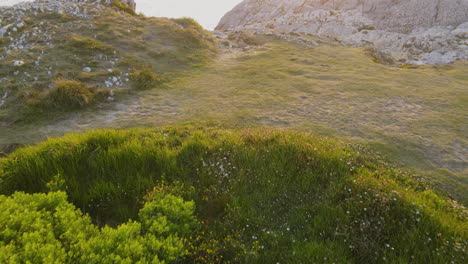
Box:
1, 0, 243, 30
136, 0, 242, 30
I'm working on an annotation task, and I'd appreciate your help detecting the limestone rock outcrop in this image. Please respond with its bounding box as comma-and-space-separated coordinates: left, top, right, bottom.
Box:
217, 0, 468, 65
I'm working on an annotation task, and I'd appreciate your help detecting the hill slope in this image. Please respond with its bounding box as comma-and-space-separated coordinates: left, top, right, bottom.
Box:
0, 0, 217, 122
1, 33, 467, 204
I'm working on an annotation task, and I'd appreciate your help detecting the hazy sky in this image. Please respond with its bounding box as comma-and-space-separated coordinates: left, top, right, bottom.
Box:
1, 0, 243, 30
136, 0, 242, 30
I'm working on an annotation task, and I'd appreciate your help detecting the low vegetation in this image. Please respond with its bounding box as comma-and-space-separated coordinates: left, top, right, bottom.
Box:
130, 68, 163, 90
1, 4, 466, 262
0, 127, 466, 263
0, 191, 195, 263
44, 80, 94, 109
0, 2, 217, 123
65, 35, 116, 56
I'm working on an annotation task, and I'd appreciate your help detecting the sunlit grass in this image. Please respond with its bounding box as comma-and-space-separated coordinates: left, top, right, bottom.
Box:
96, 35, 465, 203
1, 31, 466, 204
0, 127, 466, 263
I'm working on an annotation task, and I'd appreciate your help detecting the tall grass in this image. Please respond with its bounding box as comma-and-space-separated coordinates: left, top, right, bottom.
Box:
0, 127, 466, 263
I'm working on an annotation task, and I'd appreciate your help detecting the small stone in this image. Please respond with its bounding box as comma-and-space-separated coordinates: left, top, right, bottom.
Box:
82, 67, 92, 73
13, 60, 24, 67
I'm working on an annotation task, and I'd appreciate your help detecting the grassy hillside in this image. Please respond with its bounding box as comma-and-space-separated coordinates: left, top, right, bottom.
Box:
1, 32, 466, 203
0, 127, 466, 263
113, 34, 467, 203
0, 2, 217, 122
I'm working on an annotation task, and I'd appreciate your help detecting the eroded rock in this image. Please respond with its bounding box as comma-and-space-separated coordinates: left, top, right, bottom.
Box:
217, 0, 468, 65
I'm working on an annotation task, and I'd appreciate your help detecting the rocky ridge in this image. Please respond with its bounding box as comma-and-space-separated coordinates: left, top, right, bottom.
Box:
217, 0, 468, 65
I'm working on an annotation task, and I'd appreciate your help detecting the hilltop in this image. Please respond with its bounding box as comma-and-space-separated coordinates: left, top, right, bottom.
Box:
0, 0, 217, 121
217, 0, 468, 65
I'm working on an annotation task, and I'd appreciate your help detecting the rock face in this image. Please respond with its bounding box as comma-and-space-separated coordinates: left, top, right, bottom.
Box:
217, 0, 468, 65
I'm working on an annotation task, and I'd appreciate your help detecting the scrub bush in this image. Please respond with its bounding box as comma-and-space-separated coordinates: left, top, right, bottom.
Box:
0, 191, 195, 263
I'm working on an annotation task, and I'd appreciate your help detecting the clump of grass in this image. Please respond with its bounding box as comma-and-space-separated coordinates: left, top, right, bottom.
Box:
0, 127, 466, 263
45, 79, 94, 109
172, 17, 203, 30
130, 68, 163, 90
66, 35, 115, 56
109, 0, 136, 16
400, 64, 422, 69
359, 25, 377, 31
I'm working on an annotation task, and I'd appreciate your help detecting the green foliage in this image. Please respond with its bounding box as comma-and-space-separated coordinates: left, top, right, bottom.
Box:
0, 127, 466, 263
0, 191, 195, 263
45, 80, 94, 109
140, 191, 196, 237
130, 68, 163, 90
110, 0, 136, 16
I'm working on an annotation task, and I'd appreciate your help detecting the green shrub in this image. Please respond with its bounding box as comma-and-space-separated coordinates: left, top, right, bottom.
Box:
45, 80, 94, 109
110, 0, 136, 16
0, 191, 195, 263
130, 68, 163, 90
139, 191, 196, 237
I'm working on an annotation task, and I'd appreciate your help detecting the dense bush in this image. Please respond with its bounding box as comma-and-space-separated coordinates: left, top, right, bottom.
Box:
45, 80, 94, 109
0, 127, 466, 263
130, 68, 163, 90
0, 191, 195, 263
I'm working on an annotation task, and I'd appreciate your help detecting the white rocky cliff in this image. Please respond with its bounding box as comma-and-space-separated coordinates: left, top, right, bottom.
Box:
217, 0, 468, 65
